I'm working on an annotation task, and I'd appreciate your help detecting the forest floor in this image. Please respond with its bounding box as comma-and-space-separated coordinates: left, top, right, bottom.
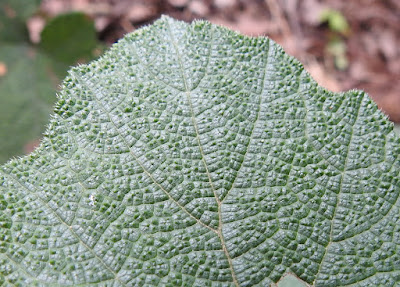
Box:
37, 0, 400, 122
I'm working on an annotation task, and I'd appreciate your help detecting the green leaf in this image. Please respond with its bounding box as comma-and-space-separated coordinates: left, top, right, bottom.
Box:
0, 0, 41, 21
0, 4, 29, 42
0, 0, 40, 42
0, 44, 68, 164
0, 9, 96, 163
1, 16, 400, 286
320, 9, 350, 34
40, 12, 99, 64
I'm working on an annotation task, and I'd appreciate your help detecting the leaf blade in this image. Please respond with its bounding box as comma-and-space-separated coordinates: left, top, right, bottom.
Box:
1, 16, 400, 286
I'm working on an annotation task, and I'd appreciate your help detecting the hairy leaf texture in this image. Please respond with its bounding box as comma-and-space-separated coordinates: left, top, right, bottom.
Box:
1, 16, 400, 286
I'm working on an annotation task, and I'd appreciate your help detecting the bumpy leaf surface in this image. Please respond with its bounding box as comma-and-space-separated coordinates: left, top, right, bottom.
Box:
1, 16, 400, 286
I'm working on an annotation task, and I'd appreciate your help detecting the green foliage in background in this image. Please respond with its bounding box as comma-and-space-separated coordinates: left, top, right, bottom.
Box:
0, 0, 41, 21
0, 2, 100, 163
0, 44, 66, 165
319, 8, 350, 70
1, 16, 400, 286
319, 9, 349, 35
40, 12, 98, 64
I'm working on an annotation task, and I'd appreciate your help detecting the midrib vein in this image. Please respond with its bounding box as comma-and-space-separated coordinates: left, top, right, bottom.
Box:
220, 39, 270, 203
165, 20, 239, 287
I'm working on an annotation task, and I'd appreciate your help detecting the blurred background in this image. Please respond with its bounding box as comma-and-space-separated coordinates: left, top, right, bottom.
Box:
0, 0, 399, 163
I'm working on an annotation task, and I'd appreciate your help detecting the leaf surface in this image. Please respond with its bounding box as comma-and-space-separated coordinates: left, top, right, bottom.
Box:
1, 16, 400, 286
